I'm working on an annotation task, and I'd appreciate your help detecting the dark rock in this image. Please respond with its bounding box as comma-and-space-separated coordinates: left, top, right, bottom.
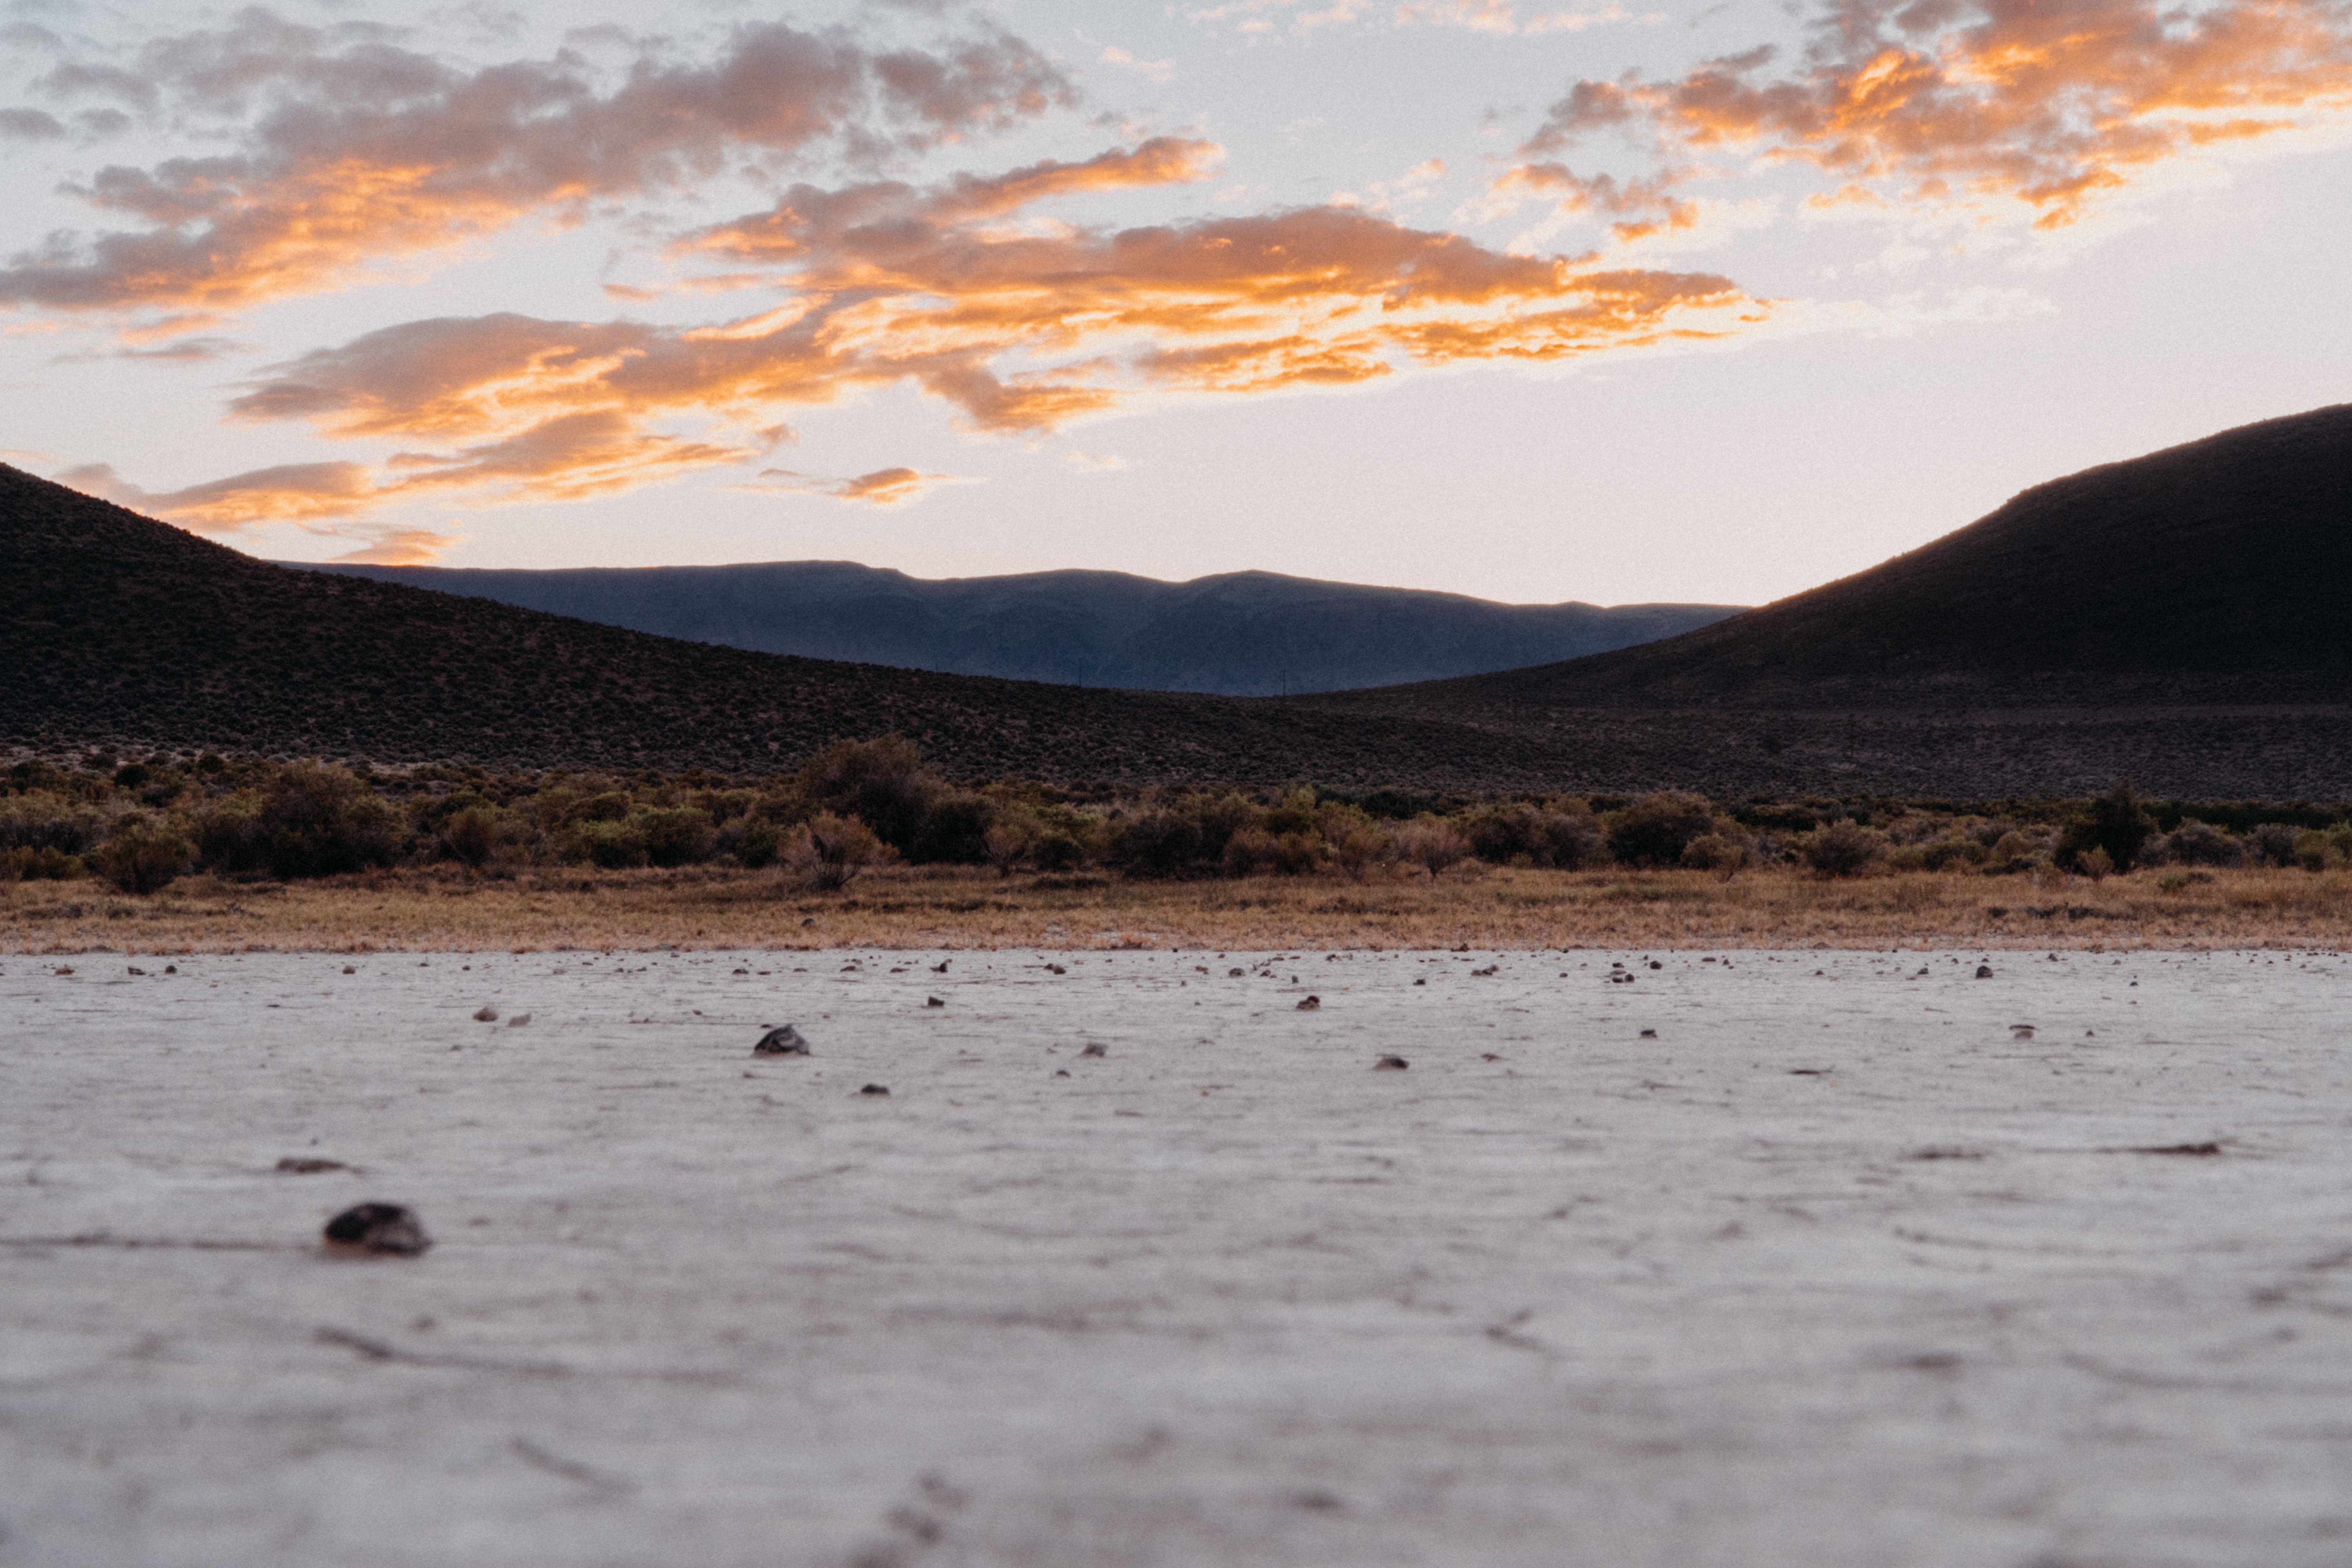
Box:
753, 1024, 811, 1055
1373, 1055, 1408, 1070
860, 1083, 891, 1097
277, 1157, 348, 1174
322, 1202, 431, 1257
1297, 995, 1321, 1011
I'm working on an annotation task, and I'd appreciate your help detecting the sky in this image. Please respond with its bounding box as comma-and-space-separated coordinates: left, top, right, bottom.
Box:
2, 0, 2348, 608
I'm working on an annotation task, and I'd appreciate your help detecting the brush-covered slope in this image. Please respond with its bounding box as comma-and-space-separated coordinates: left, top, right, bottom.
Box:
1322, 403, 2352, 723
0, 464, 1565, 786
295, 558, 1740, 695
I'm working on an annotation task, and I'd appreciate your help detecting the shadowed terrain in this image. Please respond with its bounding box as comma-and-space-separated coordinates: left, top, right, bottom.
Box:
295, 559, 1739, 695
8, 402, 2351, 796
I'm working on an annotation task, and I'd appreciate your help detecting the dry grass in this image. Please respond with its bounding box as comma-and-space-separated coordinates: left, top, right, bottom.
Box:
5, 862, 2349, 953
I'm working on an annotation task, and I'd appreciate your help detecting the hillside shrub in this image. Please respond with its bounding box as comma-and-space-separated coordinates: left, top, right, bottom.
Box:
92, 818, 195, 895
573, 819, 650, 869
1032, 830, 1086, 871
437, 807, 504, 867
1466, 803, 1604, 868
1392, 817, 1471, 877
2163, 819, 2242, 867
1802, 819, 1886, 878
726, 819, 784, 869
2, 845, 85, 881
639, 808, 716, 868
197, 765, 402, 878
786, 813, 885, 890
1606, 793, 1716, 868
2056, 781, 2157, 873
799, 737, 938, 851
911, 793, 993, 865
1681, 833, 1749, 879
1112, 810, 1203, 877
982, 812, 1038, 875
0, 795, 103, 855
2243, 822, 2304, 867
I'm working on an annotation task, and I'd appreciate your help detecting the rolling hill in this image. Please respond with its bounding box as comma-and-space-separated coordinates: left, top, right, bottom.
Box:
293, 559, 1739, 695
8, 402, 2351, 798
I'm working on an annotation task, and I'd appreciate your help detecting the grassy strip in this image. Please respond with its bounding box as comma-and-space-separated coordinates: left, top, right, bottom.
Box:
4, 864, 2347, 954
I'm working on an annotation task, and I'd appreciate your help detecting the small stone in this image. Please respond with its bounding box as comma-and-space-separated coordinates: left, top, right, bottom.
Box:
343, 965, 356, 975
860, 1083, 891, 1097
54, 965, 72, 976
1975, 964, 1994, 978
165, 965, 176, 973
2010, 1024, 2035, 1039
127, 965, 146, 976
1649, 961, 1663, 971
1080, 1042, 1107, 1057
1228, 967, 1244, 977
277, 1157, 348, 1174
1054, 1069, 1071, 1078
932, 960, 950, 973
1047, 964, 1067, 975
473, 1005, 499, 1022
322, 1202, 431, 1258
1373, 1055, 1408, 1071
507, 1013, 532, 1027
1639, 1029, 1658, 1038
926, 996, 946, 1008
753, 1024, 811, 1056
1297, 995, 1321, 1011
1413, 978, 1426, 986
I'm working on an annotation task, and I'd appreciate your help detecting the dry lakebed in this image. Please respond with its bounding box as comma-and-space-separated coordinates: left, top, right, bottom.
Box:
5, 946, 2350, 1566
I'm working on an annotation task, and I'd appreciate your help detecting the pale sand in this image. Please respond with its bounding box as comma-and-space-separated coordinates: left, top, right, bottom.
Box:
4, 948, 2350, 1566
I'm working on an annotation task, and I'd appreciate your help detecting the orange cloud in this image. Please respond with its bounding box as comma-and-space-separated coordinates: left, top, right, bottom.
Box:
327, 527, 462, 565
111, 141, 1759, 527
0, 10, 1071, 313
56, 459, 377, 529
1519, 0, 2352, 228
747, 466, 962, 505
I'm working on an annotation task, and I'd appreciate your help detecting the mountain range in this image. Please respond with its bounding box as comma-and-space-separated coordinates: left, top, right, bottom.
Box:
293, 559, 1739, 696
7, 401, 2350, 797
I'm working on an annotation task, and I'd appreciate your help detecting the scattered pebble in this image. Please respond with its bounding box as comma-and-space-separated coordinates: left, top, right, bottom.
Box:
1413, 978, 1426, 986
1228, 968, 1245, 977
164, 964, 176, 973
2135, 1142, 2223, 1156
507, 1013, 532, 1027
859, 1083, 891, 1097
753, 1025, 811, 1056
1297, 995, 1321, 1011
1976, 965, 1994, 978
1639, 1029, 1659, 1038
276, 1157, 348, 1174
343, 965, 356, 975
322, 1202, 431, 1258
1081, 1043, 1108, 1057
932, 960, 950, 973
2011, 1024, 2036, 1039
1373, 1055, 1409, 1071
473, 1006, 499, 1022
54, 965, 73, 976
926, 996, 946, 1008
127, 965, 146, 976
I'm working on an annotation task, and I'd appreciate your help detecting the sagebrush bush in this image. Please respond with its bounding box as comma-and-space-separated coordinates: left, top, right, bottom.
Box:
1802, 820, 1886, 878
639, 808, 716, 868
2057, 781, 2156, 872
1606, 793, 1716, 867
2, 845, 85, 881
911, 793, 992, 865
1392, 817, 1471, 877
92, 818, 194, 894
2244, 822, 2304, 867
2164, 819, 2242, 867
787, 812, 885, 890
1680, 833, 1748, 879
197, 765, 402, 878
0, 794, 103, 855
799, 737, 937, 851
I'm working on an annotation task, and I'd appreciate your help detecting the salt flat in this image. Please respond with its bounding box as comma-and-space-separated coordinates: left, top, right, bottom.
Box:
4, 947, 2350, 1568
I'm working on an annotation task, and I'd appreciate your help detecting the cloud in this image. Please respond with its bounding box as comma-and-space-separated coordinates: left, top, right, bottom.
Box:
1518, 0, 2352, 230
56, 459, 377, 530
746, 465, 964, 504
327, 526, 462, 565
0, 8, 1073, 314
0, 107, 66, 140
1185, 0, 1661, 36
107, 136, 1760, 528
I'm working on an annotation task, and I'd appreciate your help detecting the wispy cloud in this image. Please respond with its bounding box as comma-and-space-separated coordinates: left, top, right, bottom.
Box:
1185, 0, 1662, 37
0, 7, 1072, 315
1512, 0, 2352, 232
744, 466, 969, 505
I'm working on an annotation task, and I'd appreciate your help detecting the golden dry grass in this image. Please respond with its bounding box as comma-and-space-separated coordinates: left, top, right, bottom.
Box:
4, 862, 2348, 953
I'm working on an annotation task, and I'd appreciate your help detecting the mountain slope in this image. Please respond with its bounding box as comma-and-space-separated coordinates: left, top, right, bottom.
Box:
294, 559, 1740, 695
0, 463, 1569, 787
1316, 402, 2352, 727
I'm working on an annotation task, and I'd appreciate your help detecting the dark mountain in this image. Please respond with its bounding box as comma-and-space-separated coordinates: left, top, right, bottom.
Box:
9, 401, 2352, 799
1318, 402, 2352, 728
0, 463, 1568, 788
292, 558, 1740, 695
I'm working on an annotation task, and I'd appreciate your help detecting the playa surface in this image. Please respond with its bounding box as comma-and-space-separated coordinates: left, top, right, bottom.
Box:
5, 947, 2350, 1566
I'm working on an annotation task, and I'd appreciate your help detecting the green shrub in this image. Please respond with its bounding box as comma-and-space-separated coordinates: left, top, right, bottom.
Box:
1, 845, 86, 881
1032, 830, 1086, 872
1112, 810, 1204, 878
1392, 817, 1471, 877
2057, 781, 2157, 872
2244, 822, 2303, 867
639, 808, 716, 868
437, 807, 504, 867
1801, 819, 1886, 878
92, 819, 195, 894
786, 812, 885, 890
911, 793, 992, 865
2163, 819, 2242, 867
0, 794, 103, 855
1606, 793, 1715, 867
798, 737, 938, 851
729, 820, 784, 869
196, 765, 402, 879
1681, 833, 1748, 878
574, 820, 650, 869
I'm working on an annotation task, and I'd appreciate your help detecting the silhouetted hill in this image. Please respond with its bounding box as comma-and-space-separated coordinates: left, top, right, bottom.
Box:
292, 559, 1739, 694
1320, 403, 2352, 727
0, 463, 1570, 787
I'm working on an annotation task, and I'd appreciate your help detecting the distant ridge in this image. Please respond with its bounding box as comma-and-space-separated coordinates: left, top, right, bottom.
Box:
9, 402, 2352, 798
1318, 402, 2352, 729
292, 559, 1740, 695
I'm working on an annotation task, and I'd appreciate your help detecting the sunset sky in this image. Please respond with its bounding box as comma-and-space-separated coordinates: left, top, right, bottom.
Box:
3, 0, 2348, 606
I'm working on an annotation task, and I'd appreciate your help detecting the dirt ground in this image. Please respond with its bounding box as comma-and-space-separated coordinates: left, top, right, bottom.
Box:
4, 863, 2349, 953
5, 946, 2351, 1565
